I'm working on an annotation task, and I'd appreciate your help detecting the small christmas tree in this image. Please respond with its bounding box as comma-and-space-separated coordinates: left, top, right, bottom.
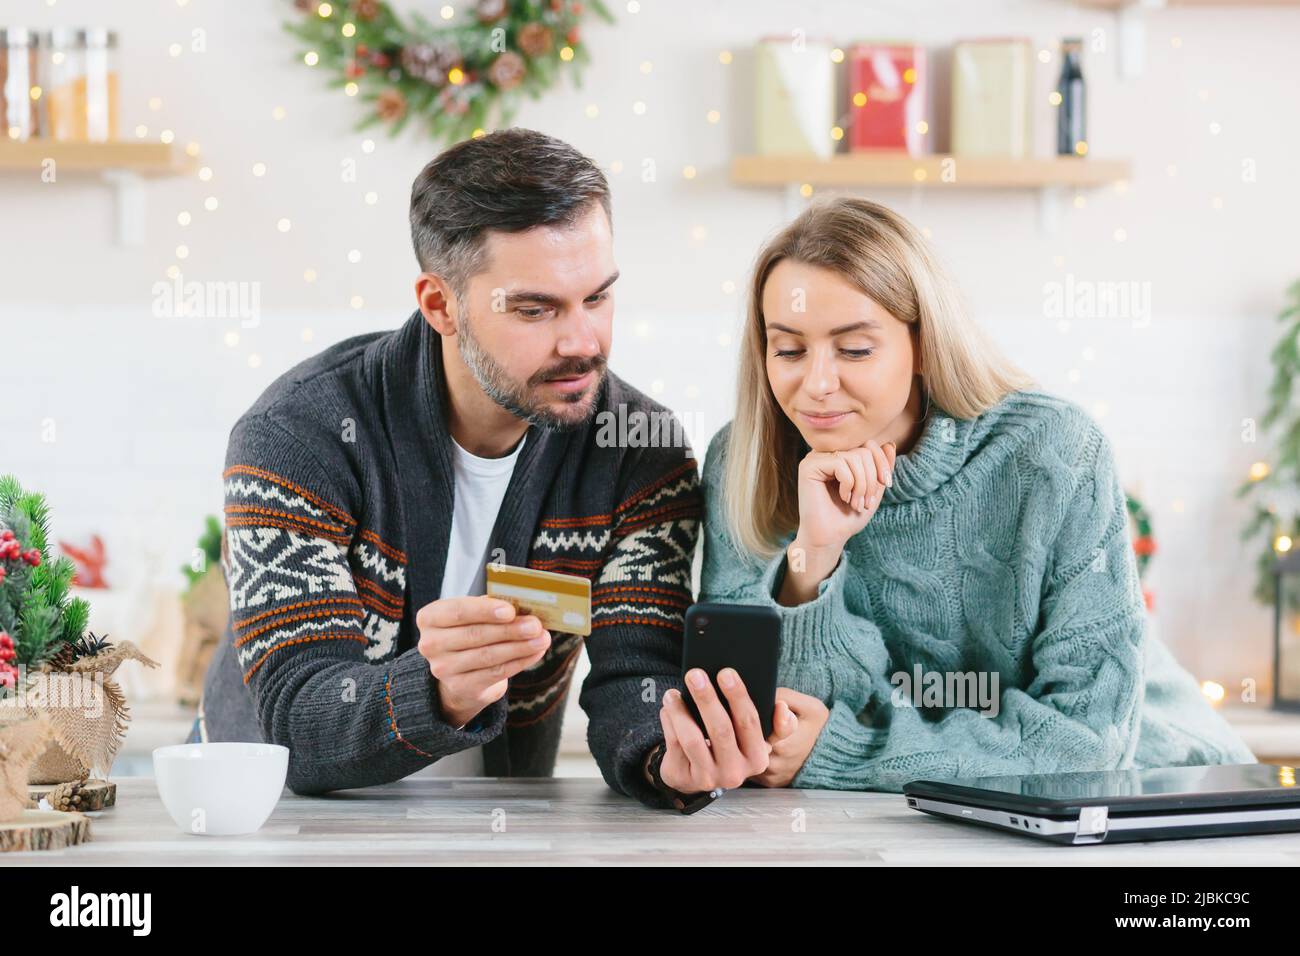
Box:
0, 475, 91, 688
180, 515, 223, 593
1238, 279, 1300, 611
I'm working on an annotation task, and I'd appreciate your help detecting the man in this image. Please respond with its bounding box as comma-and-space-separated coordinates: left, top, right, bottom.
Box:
190, 128, 712, 809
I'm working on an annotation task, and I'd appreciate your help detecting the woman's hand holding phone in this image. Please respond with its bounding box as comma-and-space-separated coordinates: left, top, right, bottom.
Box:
748, 688, 830, 788
781, 440, 896, 605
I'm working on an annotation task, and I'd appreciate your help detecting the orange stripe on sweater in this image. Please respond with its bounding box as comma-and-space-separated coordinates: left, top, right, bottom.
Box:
223, 464, 355, 525
234, 607, 364, 646
591, 615, 681, 631
358, 529, 407, 564
224, 504, 347, 536
614, 460, 698, 515
384, 671, 434, 758
354, 575, 404, 608
224, 517, 350, 546
241, 633, 369, 682
233, 596, 364, 629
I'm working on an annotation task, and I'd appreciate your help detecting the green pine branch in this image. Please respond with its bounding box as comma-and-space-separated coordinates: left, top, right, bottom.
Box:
0, 475, 91, 668
1239, 280, 1300, 614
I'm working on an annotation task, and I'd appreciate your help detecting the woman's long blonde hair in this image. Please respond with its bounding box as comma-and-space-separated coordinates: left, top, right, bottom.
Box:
723, 197, 1037, 559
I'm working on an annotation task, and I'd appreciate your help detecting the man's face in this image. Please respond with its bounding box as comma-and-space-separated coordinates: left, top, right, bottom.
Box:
453, 203, 616, 431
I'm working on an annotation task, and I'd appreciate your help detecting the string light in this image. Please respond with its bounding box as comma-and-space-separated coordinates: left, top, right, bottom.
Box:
1249, 461, 1270, 481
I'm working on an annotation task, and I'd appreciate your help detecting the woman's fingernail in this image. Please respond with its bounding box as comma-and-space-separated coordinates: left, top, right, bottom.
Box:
495, 604, 513, 619
718, 668, 736, 688
868, 494, 878, 508
687, 669, 707, 690
885, 472, 893, 487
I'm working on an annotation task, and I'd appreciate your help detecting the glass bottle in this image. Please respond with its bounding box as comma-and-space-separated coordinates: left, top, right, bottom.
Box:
1056, 37, 1086, 157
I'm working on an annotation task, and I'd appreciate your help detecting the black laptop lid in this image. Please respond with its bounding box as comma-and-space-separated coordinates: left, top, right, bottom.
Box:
903, 764, 1299, 816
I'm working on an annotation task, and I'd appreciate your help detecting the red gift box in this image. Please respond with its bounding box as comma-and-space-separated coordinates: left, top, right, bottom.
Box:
849, 44, 927, 154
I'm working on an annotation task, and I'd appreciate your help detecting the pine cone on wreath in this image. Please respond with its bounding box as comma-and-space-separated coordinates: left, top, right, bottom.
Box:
400, 41, 462, 87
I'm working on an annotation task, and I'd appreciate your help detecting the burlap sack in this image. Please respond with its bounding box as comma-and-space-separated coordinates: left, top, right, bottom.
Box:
0, 713, 51, 822
0, 641, 159, 785
176, 567, 228, 707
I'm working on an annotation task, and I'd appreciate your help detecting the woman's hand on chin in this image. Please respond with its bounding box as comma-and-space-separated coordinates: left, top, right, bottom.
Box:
780, 440, 896, 603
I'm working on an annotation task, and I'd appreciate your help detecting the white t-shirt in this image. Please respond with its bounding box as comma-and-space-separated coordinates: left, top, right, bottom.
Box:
413, 431, 527, 779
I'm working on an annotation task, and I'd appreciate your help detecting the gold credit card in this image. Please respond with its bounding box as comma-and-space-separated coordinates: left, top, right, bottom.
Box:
485, 564, 592, 637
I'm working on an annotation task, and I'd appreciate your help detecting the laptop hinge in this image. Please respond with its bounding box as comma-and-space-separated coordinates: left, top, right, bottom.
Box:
1073, 805, 1109, 844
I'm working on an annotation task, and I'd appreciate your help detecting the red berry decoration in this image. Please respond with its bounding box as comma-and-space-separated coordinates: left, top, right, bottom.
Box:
0, 529, 13, 541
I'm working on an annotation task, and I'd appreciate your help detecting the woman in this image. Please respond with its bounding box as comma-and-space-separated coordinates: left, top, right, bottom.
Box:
654, 197, 1254, 796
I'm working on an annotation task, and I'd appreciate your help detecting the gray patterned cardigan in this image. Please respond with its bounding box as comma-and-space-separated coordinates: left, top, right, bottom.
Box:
195, 310, 701, 808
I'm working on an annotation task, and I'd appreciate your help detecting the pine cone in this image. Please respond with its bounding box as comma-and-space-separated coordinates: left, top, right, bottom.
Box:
400, 41, 461, 86
45, 642, 76, 671
47, 781, 85, 812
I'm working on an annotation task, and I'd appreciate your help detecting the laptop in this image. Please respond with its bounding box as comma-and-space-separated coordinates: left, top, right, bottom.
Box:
903, 763, 1300, 845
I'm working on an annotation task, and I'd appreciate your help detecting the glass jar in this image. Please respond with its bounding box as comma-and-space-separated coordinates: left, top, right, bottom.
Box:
46, 28, 118, 141
84, 28, 119, 142
0, 27, 40, 141
46, 28, 85, 141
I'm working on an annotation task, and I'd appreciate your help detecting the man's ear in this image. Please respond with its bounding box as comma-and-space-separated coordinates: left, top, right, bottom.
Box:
415, 272, 458, 336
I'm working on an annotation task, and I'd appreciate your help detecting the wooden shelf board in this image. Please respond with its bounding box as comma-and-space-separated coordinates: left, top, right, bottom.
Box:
730, 154, 1131, 189
1077, 0, 1300, 7
0, 140, 195, 176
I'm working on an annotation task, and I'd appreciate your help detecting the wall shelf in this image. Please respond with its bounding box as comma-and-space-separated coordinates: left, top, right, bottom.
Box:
730, 154, 1132, 234
1077, 0, 1300, 7
0, 141, 196, 245
731, 154, 1130, 189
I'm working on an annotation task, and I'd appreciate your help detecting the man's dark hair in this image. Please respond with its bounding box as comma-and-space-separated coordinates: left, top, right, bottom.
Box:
409, 127, 612, 297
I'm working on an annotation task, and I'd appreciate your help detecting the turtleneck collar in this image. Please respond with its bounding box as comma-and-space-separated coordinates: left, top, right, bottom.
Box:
879, 399, 980, 505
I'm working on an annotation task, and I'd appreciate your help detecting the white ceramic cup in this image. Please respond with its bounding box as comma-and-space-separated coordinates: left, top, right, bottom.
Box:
152, 742, 289, 836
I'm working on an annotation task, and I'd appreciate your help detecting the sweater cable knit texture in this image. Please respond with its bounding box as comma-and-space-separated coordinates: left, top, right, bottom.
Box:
700, 388, 1255, 791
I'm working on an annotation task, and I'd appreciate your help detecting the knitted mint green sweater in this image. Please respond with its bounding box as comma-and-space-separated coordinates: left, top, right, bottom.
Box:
699, 388, 1255, 791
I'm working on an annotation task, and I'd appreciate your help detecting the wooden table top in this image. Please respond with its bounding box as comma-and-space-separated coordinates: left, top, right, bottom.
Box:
9, 776, 1300, 865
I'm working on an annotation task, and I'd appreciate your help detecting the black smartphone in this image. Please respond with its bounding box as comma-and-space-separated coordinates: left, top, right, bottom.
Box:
680, 602, 781, 739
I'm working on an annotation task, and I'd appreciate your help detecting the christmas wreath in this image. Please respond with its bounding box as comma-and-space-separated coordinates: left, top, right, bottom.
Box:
1126, 491, 1156, 611
284, 0, 613, 142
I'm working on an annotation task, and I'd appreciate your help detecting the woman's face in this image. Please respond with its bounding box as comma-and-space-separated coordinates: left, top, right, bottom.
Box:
762, 258, 920, 453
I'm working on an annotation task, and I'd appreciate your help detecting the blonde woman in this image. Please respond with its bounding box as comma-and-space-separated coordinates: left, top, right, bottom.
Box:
649, 197, 1254, 798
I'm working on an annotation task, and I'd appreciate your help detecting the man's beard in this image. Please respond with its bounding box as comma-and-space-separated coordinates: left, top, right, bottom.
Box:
455, 306, 606, 432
